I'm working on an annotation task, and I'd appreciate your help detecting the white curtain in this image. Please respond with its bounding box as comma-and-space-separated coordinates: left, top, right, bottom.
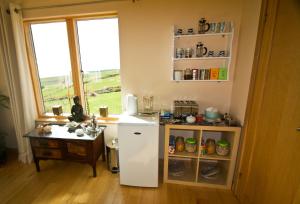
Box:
0, 3, 37, 163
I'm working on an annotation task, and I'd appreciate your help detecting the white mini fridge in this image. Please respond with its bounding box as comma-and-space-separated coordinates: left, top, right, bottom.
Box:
118, 115, 159, 187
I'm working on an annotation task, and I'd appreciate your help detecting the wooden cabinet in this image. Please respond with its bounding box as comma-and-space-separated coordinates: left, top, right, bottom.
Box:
172, 23, 234, 81
164, 124, 241, 189
25, 125, 105, 177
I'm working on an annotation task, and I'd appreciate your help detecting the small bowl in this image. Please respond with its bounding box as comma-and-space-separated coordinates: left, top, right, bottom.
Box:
75, 129, 84, 137
186, 115, 196, 123
205, 111, 220, 119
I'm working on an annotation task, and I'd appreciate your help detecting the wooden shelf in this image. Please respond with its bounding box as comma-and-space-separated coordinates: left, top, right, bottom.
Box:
163, 124, 241, 189
169, 151, 198, 159
173, 57, 230, 61
200, 154, 231, 161
174, 32, 233, 38
198, 170, 227, 185
172, 24, 234, 82
169, 152, 231, 160
172, 79, 229, 82
168, 157, 197, 182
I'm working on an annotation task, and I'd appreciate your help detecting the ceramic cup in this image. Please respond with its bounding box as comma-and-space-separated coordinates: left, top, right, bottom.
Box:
219, 22, 226, 33
187, 28, 194, 35
218, 50, 226, 57
176, 28, 183, 35
176, 48, 184, 58
185, 48, 194, 58
209, 23, 217, 33
207, 50, 214, 57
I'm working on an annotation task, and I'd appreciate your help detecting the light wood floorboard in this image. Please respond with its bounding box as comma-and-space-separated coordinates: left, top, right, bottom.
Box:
0, 152, 239, 204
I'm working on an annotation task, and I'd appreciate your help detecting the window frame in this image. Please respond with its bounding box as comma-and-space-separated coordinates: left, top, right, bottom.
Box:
24, 12, 119, 119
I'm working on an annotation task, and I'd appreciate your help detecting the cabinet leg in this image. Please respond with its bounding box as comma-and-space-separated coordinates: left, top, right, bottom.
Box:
35, 159, 40, 172
102, 151, 106, 161
92, 164, 97, 177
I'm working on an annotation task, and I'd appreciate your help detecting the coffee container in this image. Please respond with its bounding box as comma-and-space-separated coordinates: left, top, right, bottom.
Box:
192, 69, 198, 80
184, 69, 193, 80
198, 18, 210, 34
174, 70, 183, 80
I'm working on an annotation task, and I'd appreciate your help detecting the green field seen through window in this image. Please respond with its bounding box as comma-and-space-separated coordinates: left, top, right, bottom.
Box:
40, 69, 121, 115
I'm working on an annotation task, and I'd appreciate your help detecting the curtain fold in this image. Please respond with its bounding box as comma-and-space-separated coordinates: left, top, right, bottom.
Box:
0, 3, 37, 163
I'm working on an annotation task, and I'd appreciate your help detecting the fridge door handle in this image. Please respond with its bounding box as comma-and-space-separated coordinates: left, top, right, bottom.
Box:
134, 132, 142, 135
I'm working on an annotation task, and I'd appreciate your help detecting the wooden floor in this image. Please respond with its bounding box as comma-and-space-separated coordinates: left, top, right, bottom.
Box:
0, 152, 239, 204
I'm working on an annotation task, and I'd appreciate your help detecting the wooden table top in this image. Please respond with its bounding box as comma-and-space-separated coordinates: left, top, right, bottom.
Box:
24, 125, 105, 141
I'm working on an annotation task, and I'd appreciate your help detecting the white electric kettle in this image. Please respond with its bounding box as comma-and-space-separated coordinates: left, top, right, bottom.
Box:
125, 94, 138, 116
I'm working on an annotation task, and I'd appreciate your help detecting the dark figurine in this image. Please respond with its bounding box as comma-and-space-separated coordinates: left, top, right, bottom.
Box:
68, 96, 84, 122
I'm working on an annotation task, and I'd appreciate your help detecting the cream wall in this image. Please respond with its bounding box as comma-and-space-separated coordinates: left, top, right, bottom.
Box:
230, 0, 262, 124
19, 0, 242, 114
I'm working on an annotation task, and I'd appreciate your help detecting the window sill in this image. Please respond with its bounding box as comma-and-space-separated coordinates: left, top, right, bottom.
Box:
36, 114, 120, 125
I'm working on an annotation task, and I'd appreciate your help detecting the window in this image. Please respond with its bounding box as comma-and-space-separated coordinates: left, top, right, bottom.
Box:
30, 22, 74, 113
76, 18, 121, 114
25, 14, 121, 118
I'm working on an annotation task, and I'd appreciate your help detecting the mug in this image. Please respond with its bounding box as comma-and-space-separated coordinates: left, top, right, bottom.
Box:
187, 28, 194, 35
225, 21, 232, 33
176, 28, 183, 35
216, 23, 221, 33
209, 23, 217, 33
176, 48, 184, 58
219, 22, 226, 33
185, 48, 194, 58
218, 50, 226, 57
207, 50, 214, 57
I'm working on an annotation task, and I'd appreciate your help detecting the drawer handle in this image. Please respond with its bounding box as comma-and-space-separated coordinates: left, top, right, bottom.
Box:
134, 132, 142, 135
43, 151, 52, 156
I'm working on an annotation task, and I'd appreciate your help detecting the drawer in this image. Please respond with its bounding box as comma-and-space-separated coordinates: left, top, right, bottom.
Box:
31, 139, 61, 148
66, 141, 88, 157
34, 148, 62, 159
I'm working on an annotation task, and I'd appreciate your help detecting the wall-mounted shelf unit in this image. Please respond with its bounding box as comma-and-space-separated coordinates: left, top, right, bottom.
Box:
172, 23, 234, 82
163, 124, 241, 189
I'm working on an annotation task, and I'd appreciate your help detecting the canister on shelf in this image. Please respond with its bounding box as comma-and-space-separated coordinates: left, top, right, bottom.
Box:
206, 138, 216, 155
175, 136, 185, 152
174, 70, 183, 80
192, 69, 199, 80
185, 138, 197, 153
216, 139, 230, 156
184, 69, 193, 80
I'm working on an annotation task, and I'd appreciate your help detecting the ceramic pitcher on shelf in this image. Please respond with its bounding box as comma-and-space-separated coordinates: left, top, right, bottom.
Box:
198, 18, 210, 34
196, 42, 207, 57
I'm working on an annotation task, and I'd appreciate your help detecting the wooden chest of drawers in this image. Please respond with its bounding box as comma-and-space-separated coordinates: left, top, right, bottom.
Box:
25, 125, 105, 177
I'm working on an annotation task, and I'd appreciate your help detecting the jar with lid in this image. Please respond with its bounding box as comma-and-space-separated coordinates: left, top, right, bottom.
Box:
216, 139, 230, 156
175, 136, 185, 152
206, 138, 216, 154
185, 138, 197, 153
184, 69, 193, 80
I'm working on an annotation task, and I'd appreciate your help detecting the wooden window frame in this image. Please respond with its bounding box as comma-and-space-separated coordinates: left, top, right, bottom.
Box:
23, 12, 118, 119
